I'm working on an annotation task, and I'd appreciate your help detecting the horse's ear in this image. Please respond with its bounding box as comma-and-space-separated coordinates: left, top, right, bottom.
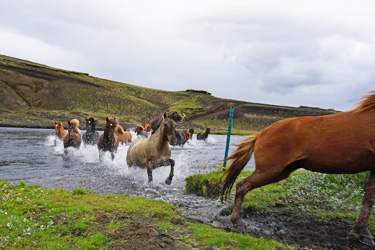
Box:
163, 112, 167, 119
106, 117, 109, 122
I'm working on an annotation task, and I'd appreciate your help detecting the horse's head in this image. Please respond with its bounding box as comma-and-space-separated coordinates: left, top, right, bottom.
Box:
205, 128, 211, 134
105, 117, 118, 134
86, 117, 97, 131
134, 125, 144, 134
161, 112, 177, 145
167, 110, 184, 122
67, 119, 80, 134
54, 121, 62, 134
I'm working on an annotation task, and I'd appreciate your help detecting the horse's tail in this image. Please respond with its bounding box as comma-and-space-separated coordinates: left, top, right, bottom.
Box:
221, 134, 258, 202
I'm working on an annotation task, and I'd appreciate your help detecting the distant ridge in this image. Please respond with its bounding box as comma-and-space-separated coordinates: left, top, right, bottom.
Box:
0, 54, 337, 132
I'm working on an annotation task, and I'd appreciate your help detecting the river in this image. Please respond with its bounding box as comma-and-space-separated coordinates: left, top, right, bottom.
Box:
0, 127, 255, 223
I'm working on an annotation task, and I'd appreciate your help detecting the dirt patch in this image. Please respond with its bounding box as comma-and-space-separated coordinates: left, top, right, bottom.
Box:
213, 206, 373, 250
54, 210, 219, 250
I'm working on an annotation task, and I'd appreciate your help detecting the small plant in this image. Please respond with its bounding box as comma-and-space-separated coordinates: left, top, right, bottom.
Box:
72, 188, 93, 195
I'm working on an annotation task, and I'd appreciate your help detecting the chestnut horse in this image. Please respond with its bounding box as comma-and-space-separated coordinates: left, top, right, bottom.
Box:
54, 121, 68, 145
221, 91, 375, 247
134, 125, 148, 138
63, 119, 81, 149
97, 117, 119, 161
126, 112, 177, 184
82, 117, 99, 145
115, 125, 132, 144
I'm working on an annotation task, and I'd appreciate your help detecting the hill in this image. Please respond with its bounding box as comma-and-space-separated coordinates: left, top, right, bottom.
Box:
0, 54, 337, 132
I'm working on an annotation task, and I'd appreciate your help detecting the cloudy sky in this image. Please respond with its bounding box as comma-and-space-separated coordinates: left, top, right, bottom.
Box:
1, 0, 374, 111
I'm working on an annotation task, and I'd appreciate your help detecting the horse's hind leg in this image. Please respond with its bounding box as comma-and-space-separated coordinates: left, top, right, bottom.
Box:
230, 169, 292, 225
147, 168, 153, 183
165, 159, 175, 185
354, 171, 375, 247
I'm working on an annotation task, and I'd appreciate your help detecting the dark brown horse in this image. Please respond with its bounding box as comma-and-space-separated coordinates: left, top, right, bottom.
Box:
150, 110, 184, 134
127, 112, 177, 184
197, 128, 210, 140
221, 91, 375, 247
82, 117, 99, 145
97, 117, 119, 161
134, 125, 148, 138
63, 119, 81, 149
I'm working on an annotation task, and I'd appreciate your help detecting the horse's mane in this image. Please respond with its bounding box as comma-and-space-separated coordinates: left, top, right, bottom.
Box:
70, 119, 79, 126
351, 91, 375, 113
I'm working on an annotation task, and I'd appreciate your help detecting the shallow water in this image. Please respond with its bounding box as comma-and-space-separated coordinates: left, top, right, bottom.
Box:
0, 127, 255, 223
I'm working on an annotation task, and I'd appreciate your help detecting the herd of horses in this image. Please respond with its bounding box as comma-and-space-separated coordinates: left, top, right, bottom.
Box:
53, 91, 375, 247
54, 110, 210, 185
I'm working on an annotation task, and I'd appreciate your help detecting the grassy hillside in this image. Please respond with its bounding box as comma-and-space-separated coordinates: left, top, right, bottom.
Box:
0, 55, 337, 132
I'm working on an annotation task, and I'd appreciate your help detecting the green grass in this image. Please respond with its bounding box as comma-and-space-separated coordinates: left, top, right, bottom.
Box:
187, 223, 286, 250
185, 168, 375, 232
0, 180, 287, 249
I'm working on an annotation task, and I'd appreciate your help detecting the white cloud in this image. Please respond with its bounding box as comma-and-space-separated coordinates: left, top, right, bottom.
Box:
0, 0, 374, 111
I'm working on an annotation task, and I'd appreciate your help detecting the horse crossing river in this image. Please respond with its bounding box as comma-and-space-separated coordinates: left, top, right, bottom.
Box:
0, 127, 254, 223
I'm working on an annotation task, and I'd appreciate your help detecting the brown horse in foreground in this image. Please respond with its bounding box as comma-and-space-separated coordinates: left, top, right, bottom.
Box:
221, 91, 375, 247
63, 119, 81, 149
97, 117, 119, 161
54, 121, 68, 145
115, 125, 132, 144
127, 112, 177, 184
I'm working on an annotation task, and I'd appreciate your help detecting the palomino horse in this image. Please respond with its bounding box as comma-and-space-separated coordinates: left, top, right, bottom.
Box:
221, 91, 375, 247
127, 112, 177, 184
54, 121, 68, 145
150, 110, 184, 134
116, 125, 132, 144
82, 117, 99, 145
97, 117, 119, 161
63, 119, 81, 149
175, 129, 191, 146
134, 125, 148, 138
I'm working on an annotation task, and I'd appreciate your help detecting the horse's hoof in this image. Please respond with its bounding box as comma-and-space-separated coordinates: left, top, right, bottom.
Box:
231, 217, 246, 226
359, 235, 375, 247
165, 178, 172, 185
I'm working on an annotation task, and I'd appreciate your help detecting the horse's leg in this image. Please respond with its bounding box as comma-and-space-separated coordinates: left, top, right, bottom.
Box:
165, 159, 175, 185
99, 150, 104, 162
147, 168, 153, 183
111, 151, 115, 161
231, 169, 292, 225
354, 171, 375, 246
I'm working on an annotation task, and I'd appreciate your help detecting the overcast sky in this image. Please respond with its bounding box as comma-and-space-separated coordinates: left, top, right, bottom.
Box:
1, 0, 374, 111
